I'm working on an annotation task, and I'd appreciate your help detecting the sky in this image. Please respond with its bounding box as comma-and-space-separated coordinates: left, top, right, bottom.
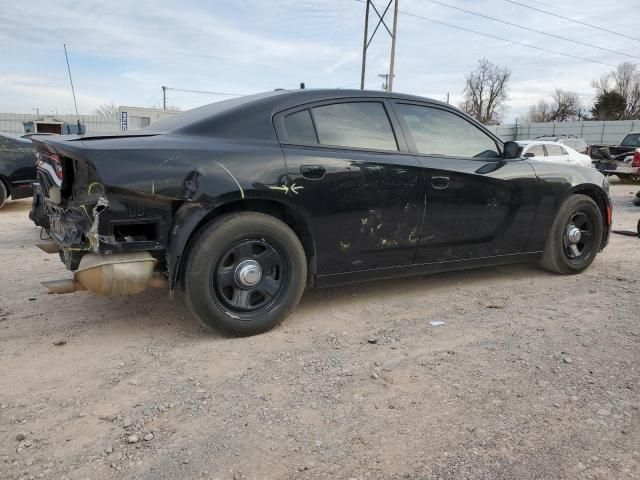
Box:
1, 0, 639, 123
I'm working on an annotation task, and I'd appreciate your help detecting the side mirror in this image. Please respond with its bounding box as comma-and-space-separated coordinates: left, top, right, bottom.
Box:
524, 152, 535, 158
503, 141, 522, 159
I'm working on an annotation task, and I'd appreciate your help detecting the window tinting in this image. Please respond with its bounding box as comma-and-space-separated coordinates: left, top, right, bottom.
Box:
528, 145, 545, 157
284, 110, 317, 144
396, 104, 500, 158
311, 102, 398, 151
546, 144, 564, 156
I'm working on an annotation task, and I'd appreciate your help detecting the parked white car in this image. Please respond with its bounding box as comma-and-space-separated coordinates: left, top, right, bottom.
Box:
517, 140, 592, 168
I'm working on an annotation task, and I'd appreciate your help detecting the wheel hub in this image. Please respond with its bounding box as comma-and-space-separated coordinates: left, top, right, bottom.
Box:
235, 260, 262, 288
566, 225, 582, 244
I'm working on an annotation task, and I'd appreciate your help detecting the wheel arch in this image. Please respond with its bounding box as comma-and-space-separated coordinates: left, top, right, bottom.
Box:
0, 175, 11, 195
167, 198, 316, 292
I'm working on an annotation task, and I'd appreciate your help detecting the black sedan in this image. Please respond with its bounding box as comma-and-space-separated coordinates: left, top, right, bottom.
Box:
0, 132, 36, 208
32, 89, 611, 335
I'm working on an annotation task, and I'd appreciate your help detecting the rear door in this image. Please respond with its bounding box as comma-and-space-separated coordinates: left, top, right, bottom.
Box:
545, 143, 570, 165
391, 102, 539, 263
274, 99, 425, 274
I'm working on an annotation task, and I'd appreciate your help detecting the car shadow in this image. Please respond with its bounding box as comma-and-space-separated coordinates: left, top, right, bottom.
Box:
0, 199, 32, 213
297, 262, 547, 312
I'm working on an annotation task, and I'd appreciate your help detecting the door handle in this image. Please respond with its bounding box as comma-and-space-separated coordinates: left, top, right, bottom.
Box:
300, 165, 326, 180
431, 176, 450, 190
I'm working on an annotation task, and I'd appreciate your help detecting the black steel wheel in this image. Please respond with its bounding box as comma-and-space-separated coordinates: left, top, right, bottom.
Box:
213, 239, 288, 317
540, 194, 604, 275
563, 211, 596, 263
184, 212, 307, 335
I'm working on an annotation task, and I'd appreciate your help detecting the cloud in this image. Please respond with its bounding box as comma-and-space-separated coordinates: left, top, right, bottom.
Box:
0, 0, 636, 120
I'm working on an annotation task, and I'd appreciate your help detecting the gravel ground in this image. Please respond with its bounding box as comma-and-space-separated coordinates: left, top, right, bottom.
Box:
0, 182, 638, 480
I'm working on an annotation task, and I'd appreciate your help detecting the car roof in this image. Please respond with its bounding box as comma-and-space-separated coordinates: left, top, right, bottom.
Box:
146, 88, 451, 135
0, 131, 32, 145
516, 140, 559, 146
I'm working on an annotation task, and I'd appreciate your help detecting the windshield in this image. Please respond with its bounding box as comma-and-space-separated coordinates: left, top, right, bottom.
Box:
620, 133, 640, 147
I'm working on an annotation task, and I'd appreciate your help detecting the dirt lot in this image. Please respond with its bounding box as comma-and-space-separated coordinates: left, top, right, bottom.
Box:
1, 182, 639, 480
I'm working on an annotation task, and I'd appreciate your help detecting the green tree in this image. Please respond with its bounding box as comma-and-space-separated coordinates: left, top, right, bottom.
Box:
591, 90, 627, 120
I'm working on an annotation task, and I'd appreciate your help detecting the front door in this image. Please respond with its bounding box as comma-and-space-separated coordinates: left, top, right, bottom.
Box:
391, 102, 539, 263
275, 100, 425, 274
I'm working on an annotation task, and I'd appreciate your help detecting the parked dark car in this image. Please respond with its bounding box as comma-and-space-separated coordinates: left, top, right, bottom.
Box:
591, 131, 640, 183
0, 132, 36, 208
32, 89, 611, 335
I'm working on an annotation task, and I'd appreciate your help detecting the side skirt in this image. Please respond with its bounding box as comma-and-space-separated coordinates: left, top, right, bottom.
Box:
313, 252, 543, 288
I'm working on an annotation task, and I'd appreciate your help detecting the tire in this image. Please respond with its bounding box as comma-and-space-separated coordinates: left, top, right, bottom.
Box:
0, 181, 7, 209
539, 194, 604, 275
183, 212, 307, 335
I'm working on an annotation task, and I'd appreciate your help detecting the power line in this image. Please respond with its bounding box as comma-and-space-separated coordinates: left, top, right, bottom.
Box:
164, 87, 242, 96
358, 0, 617, 68
503, 0, 640, 43
424, 0, 640, 61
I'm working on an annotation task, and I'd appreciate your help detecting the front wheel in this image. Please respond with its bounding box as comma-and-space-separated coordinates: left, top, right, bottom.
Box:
183, 212, 307, 335
539, 194, 604, 275
0, 181, 7, 209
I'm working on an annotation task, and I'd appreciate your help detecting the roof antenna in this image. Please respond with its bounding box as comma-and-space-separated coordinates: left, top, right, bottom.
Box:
63, 43, 82, 133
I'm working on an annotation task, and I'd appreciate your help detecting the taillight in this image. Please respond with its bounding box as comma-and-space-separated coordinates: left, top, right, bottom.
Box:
585, 146, 591, 155
632, 149, 640, 168
36, 150, 64, 185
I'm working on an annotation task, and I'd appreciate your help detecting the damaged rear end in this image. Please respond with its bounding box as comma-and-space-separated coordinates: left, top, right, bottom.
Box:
33, 136, 167, 296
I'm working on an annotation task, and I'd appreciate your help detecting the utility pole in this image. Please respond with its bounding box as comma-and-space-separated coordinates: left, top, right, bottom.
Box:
446, 93, 450, 104
388, 0, 399, 92
162, 86, 167, 111
360, 0, 399, 91
360, 0, 370, 90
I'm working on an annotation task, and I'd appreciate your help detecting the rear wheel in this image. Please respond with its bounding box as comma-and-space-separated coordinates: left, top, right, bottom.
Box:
0, 181, 7, 209
184, 212, 307, 335
539, 194, 603, 275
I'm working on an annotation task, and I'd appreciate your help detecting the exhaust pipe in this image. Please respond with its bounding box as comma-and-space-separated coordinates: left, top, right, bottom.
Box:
42, 279, 85, 294
42, 252, 161, 296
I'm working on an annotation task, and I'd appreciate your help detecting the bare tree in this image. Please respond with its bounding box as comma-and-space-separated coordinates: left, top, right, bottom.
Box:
550, 89, 581, 121
460, 58, 511, 124
526, 89, 581, 122
94, 103, 119, 118
527, 99, 552, 123
592, 63, 640, 119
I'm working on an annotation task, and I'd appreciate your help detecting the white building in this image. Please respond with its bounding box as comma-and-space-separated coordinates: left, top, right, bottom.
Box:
118, 106, 178, 131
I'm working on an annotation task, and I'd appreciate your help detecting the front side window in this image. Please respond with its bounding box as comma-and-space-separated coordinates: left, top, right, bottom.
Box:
311, 102, 398, 151
396, 104, 500, 158
528, 145, 545, 157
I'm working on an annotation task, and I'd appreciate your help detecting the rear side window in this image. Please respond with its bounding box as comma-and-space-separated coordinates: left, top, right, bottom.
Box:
284, 110, 317, 145
546, 145, 564, 156
311, 102, 398, 151
396, 104, 500, 158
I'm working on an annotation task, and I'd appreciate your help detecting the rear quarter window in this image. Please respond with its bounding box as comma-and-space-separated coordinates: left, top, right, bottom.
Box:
284, 110, 317, 145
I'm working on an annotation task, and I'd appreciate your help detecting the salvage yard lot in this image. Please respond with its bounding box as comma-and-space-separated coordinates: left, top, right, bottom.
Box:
1, 183, 638, 480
